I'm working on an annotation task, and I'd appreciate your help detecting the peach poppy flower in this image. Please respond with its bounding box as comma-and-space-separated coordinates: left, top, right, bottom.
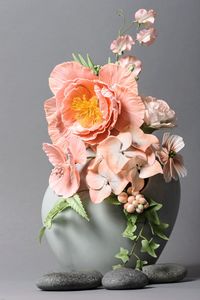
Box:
110, 35, 135, 55
135, 9, 156, 26
137, 28, 157, 46
118, 55, 142, 78
143, 96, 176, 128
43, 134, 86, 197
44, 62, 144, 147
156, 132, 187, 182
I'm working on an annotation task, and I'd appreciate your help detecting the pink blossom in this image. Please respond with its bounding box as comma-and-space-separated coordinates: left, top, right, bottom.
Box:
118, 55, 142, 78
137, 28, 157, 46
156, 133, 187, 182
43, 134, 87, 197
86, 159, 129, 203
143, 96, 176, 128
135, 9, 156, 26
110, 35, 135, 55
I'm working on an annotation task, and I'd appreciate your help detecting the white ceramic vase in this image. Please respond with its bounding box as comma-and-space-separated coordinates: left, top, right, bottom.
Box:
42, 174, 180, 274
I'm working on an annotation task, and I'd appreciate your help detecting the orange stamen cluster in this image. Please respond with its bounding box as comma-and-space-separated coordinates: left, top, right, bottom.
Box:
71, 94, 102, 128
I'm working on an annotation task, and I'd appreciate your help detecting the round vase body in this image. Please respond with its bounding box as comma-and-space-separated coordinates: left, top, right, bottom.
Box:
42, 174, 180, 274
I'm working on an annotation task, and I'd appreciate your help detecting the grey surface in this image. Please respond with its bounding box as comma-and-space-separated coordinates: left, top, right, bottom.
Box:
0, 278, 200, 300
0, 0, 200, 283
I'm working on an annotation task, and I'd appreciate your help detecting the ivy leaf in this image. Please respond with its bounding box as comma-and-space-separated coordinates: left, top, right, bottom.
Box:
125, 212, 138, 225
66, 194, 90, 221
141, 239, 160, 258
148, 198, 163, 211
44, 199, 70, 229
145, 208, 160, 225
115, 247, 129, 263
38, 226, 46, 243
123, 221, 137, 240
135, 259, 148, 270
152, 223, 169, 240
112, 264, 123, 270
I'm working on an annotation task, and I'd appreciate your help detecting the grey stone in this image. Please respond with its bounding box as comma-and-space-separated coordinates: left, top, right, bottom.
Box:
142, 264, 187, 283
36, 271, 103, 291
102, 268, 148, 290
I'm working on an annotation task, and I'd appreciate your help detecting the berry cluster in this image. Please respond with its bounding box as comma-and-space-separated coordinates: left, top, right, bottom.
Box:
117, 187, 149, 214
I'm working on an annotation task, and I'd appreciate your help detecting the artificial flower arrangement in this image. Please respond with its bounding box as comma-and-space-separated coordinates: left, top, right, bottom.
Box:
40, 8, 187, 270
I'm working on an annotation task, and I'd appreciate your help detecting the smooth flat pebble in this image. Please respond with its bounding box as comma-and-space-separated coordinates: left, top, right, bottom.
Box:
36, 271, 103, 291
102, 268, 148, 290
142, 263, 187, 283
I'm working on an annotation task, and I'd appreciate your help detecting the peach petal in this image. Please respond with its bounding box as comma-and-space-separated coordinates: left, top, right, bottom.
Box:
49, 61, 97, 95
43, 143, 66, 166
89, 184, 112, 204
99, 63, 138, 94
139, 160, 163, 178
86, 171, 106, 190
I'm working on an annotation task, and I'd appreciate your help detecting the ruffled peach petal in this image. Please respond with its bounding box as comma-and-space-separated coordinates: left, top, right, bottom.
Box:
109, 173, 129, 195
139, 160, 163, 178
99, 63, 138, 94
43, 143, 66, 166
89, 184, 112, 204
117, 132, 132, 151
49, 61, 97, 95
49, 164, 80, 197
115, 88, 145, 131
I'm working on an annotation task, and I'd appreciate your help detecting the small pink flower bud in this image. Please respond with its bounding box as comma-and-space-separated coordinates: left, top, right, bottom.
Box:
138, 204, 144, 210
127, 187, 134, 195
138, 197, 146, 205
136, 208, 143, 214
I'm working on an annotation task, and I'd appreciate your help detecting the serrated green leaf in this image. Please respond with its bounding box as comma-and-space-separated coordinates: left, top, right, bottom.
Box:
141, 239, 160, 258
115, 247, 129, 263
112, 264, 123, 270
135, 259, 148, 270
44, 199, 70, 229
78, 54, 88, 67
38, 226, 46, 243
66, 194, 89, 221
72, 53, 81, 63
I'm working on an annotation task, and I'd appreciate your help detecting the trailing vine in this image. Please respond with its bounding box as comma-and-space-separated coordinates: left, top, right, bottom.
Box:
112, 197, 169, 270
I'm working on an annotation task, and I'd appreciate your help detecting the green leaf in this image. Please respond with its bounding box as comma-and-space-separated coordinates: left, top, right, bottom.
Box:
115, 247, 129, 264
135, 259, 148, 270
145, 209, 160, 225
112, 264, 123, 270
125, 212, 138, 226
148, 198, 163, 211
141, 239, 160, 258
86, 54, 95, 69
44, 199, 70, 229
66, 194, 90, 221
106, 194, 121, 205
72, 53, 81, 63
123, 221, 137, 240
78, 54, 88, 67
152, 223, 169, 240
38, 226, 46, 243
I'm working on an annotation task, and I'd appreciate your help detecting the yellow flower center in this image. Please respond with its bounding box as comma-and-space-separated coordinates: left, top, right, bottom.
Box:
71, 94, 103, 128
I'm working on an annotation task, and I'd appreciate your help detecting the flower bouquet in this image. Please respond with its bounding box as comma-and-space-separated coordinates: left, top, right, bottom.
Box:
40, 8, 187, 273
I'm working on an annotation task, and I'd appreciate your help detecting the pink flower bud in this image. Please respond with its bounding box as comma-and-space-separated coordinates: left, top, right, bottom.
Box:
118, 192, 128, 203
137, 28, 157, 46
